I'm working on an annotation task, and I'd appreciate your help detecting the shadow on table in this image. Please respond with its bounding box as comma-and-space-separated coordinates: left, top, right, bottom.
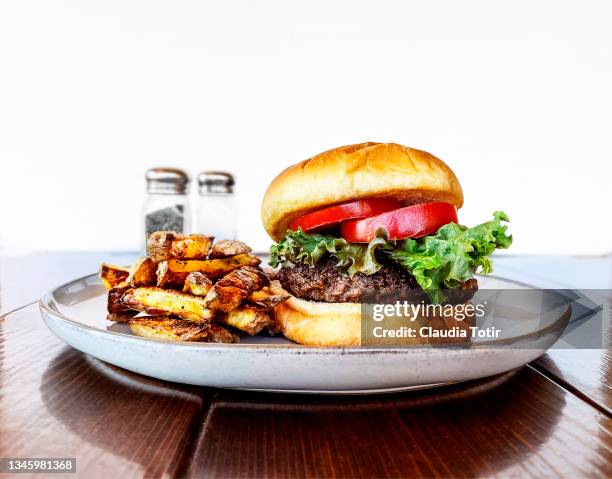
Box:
188, 366, 570, 477
39, 348, 209, 478
39, 347, 568, 478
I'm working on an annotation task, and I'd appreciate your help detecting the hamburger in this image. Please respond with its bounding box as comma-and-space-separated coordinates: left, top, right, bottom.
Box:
261, 142, 512, 346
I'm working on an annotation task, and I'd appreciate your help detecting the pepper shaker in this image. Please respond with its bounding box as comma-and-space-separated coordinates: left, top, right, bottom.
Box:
143, 168, 191, 247
196, 171, 237, 240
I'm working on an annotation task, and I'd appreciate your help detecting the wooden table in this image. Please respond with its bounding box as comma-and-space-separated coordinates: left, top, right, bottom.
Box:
0, 253, 610, 478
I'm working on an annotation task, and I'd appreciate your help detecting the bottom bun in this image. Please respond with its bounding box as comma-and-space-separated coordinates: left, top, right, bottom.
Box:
269, 281, 475, 347
270, 281, 362, 346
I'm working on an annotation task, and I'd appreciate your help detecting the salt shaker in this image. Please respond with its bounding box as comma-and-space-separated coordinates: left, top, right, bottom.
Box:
143, 168, 191, 246
196, 171, 237, 240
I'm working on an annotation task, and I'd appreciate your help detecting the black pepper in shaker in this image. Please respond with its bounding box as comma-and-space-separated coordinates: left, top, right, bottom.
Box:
143, 168, 191, 247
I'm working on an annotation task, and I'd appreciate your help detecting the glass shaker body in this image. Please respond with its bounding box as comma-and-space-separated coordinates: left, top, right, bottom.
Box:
142, 168, 191, 250
196, 171, 237, 241
196, 193, 237, 240
143, 193, 191, 234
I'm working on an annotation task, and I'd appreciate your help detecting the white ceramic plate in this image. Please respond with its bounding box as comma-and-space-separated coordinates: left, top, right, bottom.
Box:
40, 274, 568, 394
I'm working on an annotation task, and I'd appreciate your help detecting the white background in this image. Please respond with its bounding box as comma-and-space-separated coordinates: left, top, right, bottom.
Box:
1, 1, 610, 254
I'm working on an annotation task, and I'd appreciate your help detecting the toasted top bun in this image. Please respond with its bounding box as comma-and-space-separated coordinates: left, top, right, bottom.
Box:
261, 142, 463, 242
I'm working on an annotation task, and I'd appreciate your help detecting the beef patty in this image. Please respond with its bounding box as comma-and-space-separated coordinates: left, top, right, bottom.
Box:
278, 256, 478, 304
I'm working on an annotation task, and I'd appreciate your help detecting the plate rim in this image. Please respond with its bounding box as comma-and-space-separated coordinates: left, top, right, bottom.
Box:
40, 272, 569, 354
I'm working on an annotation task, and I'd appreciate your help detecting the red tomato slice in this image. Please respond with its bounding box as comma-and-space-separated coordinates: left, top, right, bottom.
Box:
289, 198, 402, 233
340, 202, 458, 242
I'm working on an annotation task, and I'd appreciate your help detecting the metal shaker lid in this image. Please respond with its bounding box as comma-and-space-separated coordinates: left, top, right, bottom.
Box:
145, 168, 190, 194
198, 171, 235, 194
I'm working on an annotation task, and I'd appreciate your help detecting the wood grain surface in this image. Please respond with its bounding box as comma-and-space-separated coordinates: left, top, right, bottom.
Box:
0, 306, 209, 478
534, 349, 612, 415
1, 303, 611, 478
189, 369, 612, 478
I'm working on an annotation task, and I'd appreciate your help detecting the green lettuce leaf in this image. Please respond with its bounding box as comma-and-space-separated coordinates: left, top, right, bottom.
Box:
269, 211, 512, 295
386, 211, 512, 291
269, 229, 386, 276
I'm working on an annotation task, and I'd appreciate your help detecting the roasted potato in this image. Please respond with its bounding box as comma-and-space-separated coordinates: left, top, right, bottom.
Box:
209, 239, 252, 259
121, 287, 213, 321
125, 257, 157, 287
207, 323, 240, 343
100, 263, 130, 289
203, 266, 268, 312
156, 253, 261, 289
166, 253, 260, 279
147, 231, 213, 262
173, 234, 213, 260
216, 306, 273, 335
182, 272, 213, 296
106, 312, 137, 323
156, 260, 186, 289
247, 287, 290, 309
129, 316, 238, 343
203, 285, 244, 312
216, 266, 268, 290
107, 284, 138, 315
102, 231, 278, 344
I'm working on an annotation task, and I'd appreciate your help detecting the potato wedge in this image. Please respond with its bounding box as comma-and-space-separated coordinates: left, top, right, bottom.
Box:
182, 272, 213, 296
107, 284, 138, 315
203, 285, 245, 313
267, 316, 282, 335
129, 316, 208, 341
166, 253, 261, 279
247, 288, 290, 309
207, 323, 240, 343
156, 260, 187, 289
106, 312, 137, 323
121, 287, 213, 321
209, 239, 252, 259
203, 266, 269, 312
125, 256, 157, 287
129, 316, 238, 343
156, 254, 260, 289
173, 235, 213, 260
100, 263, 130, 289
215, 266, 268, 290
147, 231, 213, 262
216, 306, 273, 335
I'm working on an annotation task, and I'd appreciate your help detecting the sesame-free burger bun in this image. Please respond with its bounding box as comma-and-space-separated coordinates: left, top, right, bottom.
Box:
269, 281, 474, 347
269, 280, 362, 346
261, 142, 464, 242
